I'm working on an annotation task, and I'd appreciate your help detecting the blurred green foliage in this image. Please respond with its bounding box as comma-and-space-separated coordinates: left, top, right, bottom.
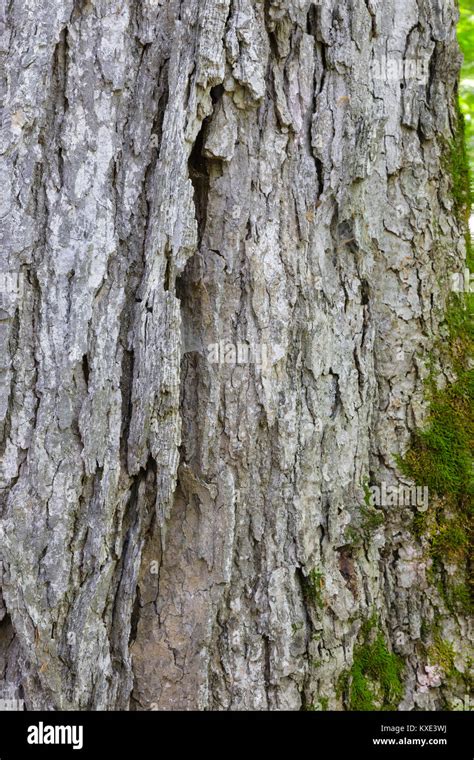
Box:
458, 1, 474, 192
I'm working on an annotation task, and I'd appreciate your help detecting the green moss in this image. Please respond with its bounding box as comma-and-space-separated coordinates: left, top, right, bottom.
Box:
419, 618, 472, 700
360, 504, 385, 536
444, 294, 474, 353
336, 670, 348, 700
411, 509, 428, 541
442, 102, 473, 276
340, 616, 405, 711
303, 696, 329, 711
449, 582, 472, 611
427, 636, 457, 679
432, 522, 469, 560
400, 37, 473, 619
399, 294, 473, 613
399, 329, 473, 502
443, 104, 472, 232
458, 2, 474, 207
345, 525, 361, 546
319, 696, 329, 711
304, 569, 325, 609
362, 478, 372, 507
420, 618, 432, 641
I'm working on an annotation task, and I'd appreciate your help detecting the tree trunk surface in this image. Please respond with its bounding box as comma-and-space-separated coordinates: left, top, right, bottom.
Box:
0, 0, 471, 710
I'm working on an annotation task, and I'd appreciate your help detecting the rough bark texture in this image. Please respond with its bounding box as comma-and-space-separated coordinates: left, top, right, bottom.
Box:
0, 0, 471, 711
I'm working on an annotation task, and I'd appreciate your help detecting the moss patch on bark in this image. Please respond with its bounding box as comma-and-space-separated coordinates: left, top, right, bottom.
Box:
400, 104, 473, 615
338, 616, 405, 711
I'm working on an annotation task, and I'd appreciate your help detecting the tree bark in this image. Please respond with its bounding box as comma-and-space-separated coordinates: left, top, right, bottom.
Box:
0, 0, 471, 710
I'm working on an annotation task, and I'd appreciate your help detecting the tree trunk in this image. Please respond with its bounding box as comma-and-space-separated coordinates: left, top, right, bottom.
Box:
0, 0, 471, 711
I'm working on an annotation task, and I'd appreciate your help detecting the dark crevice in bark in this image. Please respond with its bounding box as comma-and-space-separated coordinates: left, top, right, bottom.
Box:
361, 279, 370, 306
210, 83, 224, 105
176, 343, 205, 473
263, 0, 280, 60
0, 603, 25, 707
149, 61, 170, 159
51, 27, 69, 189
127, 455, 156, 521
262, 632, 272, 705
0, 304, 19, 459
306, 3, 317, 37
329, 370, 341, 418
338, 546, 359, 597
427, 42, 439, 103
82, 353, 89, 387
109, 456, 155, 700
118, 98, 163, 460
353, 346, 365, 398
362, 0, 377, 39
318, 40, 327, 96
120, 343, 134, 467
163, 244, 173, 292
306, 4, 327, 194
313, 151, 324, 196
181, 85, 225, 480
188, 108, 215, 246
128, 588, 141, 647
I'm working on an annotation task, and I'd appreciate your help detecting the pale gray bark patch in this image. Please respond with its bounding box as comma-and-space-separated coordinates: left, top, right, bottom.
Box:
0, 0, 471, 710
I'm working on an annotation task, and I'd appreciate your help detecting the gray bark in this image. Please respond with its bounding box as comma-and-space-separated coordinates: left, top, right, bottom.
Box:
0, 0, 471, 710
